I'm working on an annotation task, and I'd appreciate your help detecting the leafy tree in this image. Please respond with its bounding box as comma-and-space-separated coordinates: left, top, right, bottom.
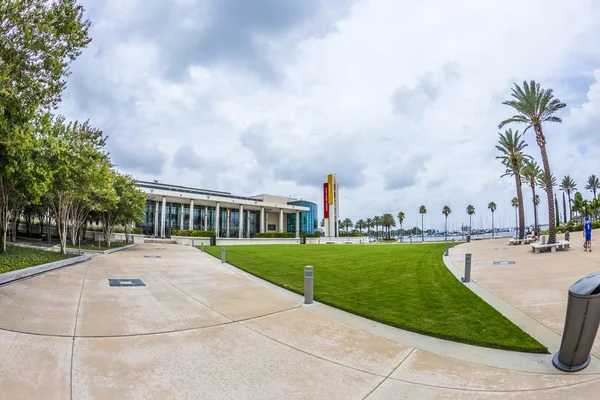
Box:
488, 202, 497, 237
559, 175, 577, 221
499, 80, 566, 244
572, 192, 588, 220
98, 172, 146, 247
0, 0, 91, 254
496, 129, 529, 239
555, 194, 560, 226
320, 218, 324, 228
521, 161, 542, 238
442, 206, 451, 241
466, 205, 475, 235
419, 205, 426, 241
562, 192, 567, 225
586, 174, 600, 199
338, 219, 345, 232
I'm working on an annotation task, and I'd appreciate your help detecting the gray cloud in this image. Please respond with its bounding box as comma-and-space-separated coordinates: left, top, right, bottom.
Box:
110, 143, 168, 176
173, 146, 205, 171
390, 62, 461, 116
383, 153, 429, 191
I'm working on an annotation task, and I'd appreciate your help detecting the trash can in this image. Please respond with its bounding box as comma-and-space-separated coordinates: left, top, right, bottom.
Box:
466, 234, 471, 243
553, 272, 600, 372
210, 236, 216, 246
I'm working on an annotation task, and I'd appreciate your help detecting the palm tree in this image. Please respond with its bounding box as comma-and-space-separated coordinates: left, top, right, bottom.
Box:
521, 160, 542, 239
496, 129, 529, 239
381, 213, 395, 238
343, 218, 353, 233
559, 175, 577, 221
511, 197, 519, 237
562, 192, 567, 225
499, 80, 566, 244
338, 219, 345, 232
488, 202, 497, 237
365, 218, 372, 235
537, 171, 557, 193
586, 175, 600, 199
572, 192, 588, 220
442, 206, 451, 241
419, 206, 426, 242
355, 219, 364, 233
466, 205, 475, 235
397, 211, 405, 241
373, 216, 381, 238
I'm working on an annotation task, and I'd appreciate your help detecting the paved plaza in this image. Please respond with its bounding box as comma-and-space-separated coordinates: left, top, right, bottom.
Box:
0, 243, 599, 399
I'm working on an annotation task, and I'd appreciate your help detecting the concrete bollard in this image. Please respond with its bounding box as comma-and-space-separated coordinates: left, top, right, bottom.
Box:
201, 242, 204, 252
452, 239, 455, 248
541, 236, 546, 245
304, 266, 314, 304
221, 247, 225, 263
462, 253, 471, 282
445, 241, 449, 256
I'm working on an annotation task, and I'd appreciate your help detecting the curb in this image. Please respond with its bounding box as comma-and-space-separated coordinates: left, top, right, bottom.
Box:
0, 254, 91, 286
66, 243, 137, 255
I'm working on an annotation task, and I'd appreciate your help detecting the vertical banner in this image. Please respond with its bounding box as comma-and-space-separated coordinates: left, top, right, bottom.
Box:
323, 182, 329, 218
327, 174, 334, 205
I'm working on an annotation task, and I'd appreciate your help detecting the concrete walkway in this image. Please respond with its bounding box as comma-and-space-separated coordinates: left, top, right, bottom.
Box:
0, 244, 599, 399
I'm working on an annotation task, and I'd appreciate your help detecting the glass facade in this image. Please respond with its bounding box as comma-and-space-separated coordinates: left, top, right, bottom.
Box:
287, 201, 318, 234
140, 200, 155, 235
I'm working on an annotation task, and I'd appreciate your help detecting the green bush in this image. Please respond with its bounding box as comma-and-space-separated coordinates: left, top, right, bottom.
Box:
131, 227, 143, 234
256, 232, 296, 238
339, 232, 363, 237
301, 233, 321, 238
382, 238, 397, 242
171, 229, 216, 237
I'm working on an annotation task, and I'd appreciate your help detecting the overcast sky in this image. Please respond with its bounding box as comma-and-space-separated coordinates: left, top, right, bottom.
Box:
59, 0, 600, 231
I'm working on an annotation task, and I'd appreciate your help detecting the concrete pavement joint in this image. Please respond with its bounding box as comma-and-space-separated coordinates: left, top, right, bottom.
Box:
70, 261, 90, 400
362, 348, 415, 400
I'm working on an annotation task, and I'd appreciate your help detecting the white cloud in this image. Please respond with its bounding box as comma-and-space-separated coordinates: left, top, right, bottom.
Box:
59, 0, 600, 230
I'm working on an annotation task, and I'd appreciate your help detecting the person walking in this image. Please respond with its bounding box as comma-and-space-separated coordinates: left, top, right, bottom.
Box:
584, 216, 593, 252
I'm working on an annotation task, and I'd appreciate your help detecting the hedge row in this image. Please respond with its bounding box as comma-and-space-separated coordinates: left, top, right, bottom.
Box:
256, 232, 296, 238
171, 229, 216, 237
301, 233, 321, 238
339, 232, 364, 237
541, 220, 600, 235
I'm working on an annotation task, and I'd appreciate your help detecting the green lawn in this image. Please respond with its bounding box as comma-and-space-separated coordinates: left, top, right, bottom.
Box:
204, 244, 547, 353
66, 241, 129, 251
0, 245, 74, 274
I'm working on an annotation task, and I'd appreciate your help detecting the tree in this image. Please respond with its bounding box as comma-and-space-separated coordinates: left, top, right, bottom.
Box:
555, 194, 560, 227
355, 219, 364, 233
442, 206, 451, 241
419, 205, 426, 242
0, 0, 92, 254
98, 172, 145, 248
381, 213, 395, 238
559, 175, 577, 221
521, 161, 542, 238
365, 218, 372, 235
511, 197, 518, 237
373, 215, 381, 238
562, 192, 567, 225
338, 219, 345, 232
466, 205, 475, 235
586, 175, 600, 199
496, 129, 529, 239
572, 192, 588, 220
397, 211, 405, 241
499, 80, 566, 244
343, 218, 353, 233
533, 194, 540, 232
488, 202, 497, 237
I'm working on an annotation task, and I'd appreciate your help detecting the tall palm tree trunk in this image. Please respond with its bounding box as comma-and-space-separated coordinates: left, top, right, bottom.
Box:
568, 192, 572, 221
535, 126, 556, 243
531, 185, 538, 237
469, 215, 472, 235
515, 173, 525, 239
445, 217, 447, 242
421, 215, 424, 242
491, 212, 494, 238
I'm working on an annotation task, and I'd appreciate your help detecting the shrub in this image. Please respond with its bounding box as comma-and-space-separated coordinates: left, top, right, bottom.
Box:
171, 230, 216, 237
339, 232, 363, 237
301, 233, 321, 238
131, 227, 143, 234
256, 232, 296, 238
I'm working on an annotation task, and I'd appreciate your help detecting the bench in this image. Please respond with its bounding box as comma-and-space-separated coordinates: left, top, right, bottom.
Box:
326, 241, 335, 244
531, 241, 571, 254
509, 238, 532, 245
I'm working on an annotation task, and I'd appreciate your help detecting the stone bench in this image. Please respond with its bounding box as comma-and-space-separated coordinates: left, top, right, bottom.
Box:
531, 241, 571, 254
326, 241, 335, 244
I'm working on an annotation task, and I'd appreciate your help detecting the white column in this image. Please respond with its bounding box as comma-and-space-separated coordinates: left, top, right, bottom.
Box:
239, 205, 244, 238
160, 196, 166, 238
154, 201, 159, 237
295, 211, 300, 238
180, 204, 184, 231
215, 202, 220, 237
247, 210, 251, 238
260, 207, 265, 233
279, 209, 284, 233
204, 206, 208, 231
226, 209, 230, 238
189, 199, 194, 230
